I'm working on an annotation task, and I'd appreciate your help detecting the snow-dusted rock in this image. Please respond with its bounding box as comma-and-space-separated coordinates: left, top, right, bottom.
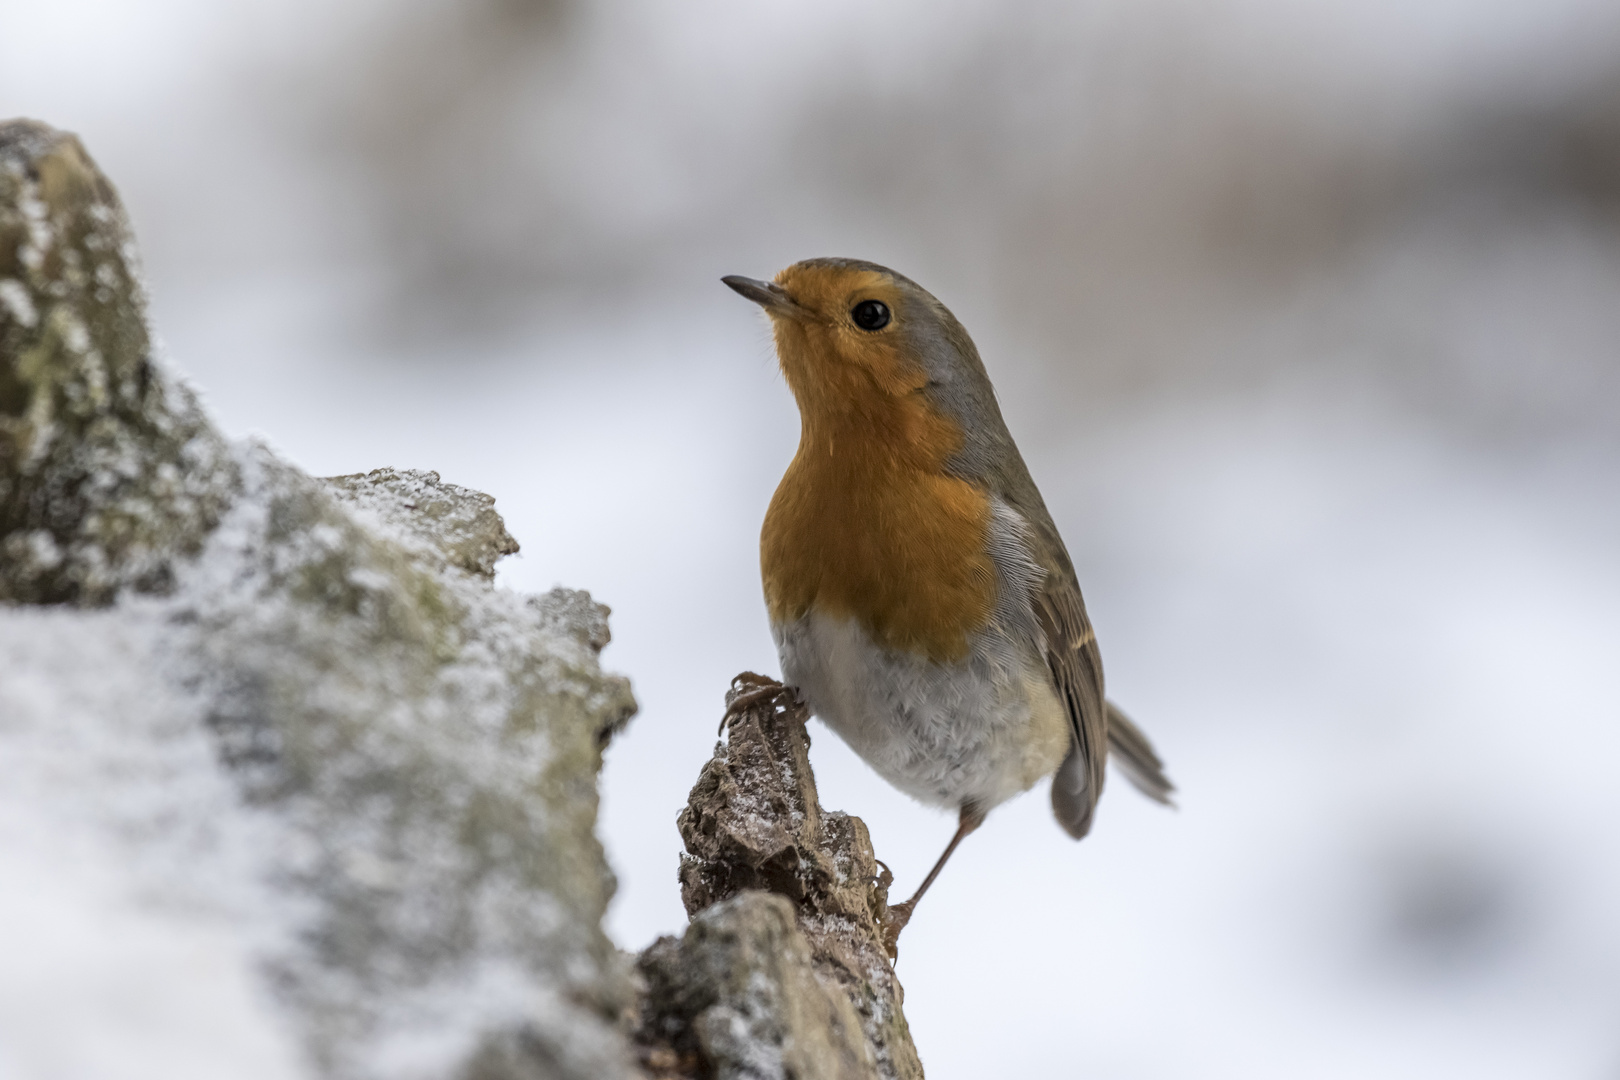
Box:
1, 119, 637, 1080
0, 121, 237, 606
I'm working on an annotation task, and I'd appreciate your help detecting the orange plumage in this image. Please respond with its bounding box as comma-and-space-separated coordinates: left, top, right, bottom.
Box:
761, 263, 996, 662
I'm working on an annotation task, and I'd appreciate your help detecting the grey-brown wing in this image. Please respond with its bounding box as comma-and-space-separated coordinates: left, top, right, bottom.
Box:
1036, 572, 1109, 839
969, 428, 1171, 833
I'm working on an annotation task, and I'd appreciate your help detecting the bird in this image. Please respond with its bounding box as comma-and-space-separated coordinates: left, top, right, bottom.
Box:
722, 258, 1173, 950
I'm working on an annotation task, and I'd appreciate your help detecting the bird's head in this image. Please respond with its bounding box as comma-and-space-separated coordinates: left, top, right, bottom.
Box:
725, 258, 1015, 485
724, 258, 977, 414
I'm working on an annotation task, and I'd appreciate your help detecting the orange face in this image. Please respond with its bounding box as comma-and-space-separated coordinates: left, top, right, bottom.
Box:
768, 264, 922, 408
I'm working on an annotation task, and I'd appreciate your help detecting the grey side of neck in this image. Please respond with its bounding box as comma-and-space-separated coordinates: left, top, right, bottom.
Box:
903, 289, 1081, 584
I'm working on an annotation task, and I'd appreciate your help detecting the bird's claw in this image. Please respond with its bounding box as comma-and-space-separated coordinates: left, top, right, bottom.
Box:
718, 674, 791, 735
881, 899, 914, 960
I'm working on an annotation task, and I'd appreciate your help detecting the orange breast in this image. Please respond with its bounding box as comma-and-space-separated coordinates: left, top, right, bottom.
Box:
760, 385, 996, 664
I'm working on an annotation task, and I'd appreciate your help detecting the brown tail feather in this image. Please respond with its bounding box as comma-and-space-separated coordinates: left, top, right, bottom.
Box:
1106, 701, 1175, 806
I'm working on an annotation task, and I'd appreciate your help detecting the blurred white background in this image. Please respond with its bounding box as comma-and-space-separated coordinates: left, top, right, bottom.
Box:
4, 0, 1620, 1076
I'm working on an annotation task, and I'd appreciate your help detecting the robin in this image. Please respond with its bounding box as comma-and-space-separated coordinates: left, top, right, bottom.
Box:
723, 258, 1174, 948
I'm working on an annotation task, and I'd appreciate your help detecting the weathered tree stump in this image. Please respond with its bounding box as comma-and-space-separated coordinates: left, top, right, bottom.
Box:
635, 673, 924, 1080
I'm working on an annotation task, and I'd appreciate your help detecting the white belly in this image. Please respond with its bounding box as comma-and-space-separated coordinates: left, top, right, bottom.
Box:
773, 611, 1071, 813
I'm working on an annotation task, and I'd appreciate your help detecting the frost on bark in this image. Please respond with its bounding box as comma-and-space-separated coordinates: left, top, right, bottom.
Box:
636, 674, 926, 1080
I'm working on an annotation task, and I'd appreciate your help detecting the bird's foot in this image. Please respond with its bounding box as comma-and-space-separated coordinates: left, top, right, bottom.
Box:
881, 899, 915, 960
718, 673, 792, 735
872, 858, 895, 891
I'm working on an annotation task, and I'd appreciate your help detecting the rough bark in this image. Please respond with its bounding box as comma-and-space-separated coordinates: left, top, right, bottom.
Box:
635, 674, 925, 1080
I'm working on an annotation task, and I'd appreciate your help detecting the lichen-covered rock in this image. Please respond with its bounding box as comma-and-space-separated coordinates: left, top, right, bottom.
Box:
324, 467, 520, 580
176, 451, 639, 1079
643, 674, 924, 1080
0, 119, 237, 604
0, 119, 638, 1080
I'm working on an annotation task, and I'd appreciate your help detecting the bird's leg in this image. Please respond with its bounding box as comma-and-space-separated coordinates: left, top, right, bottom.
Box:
882, 801, 986, 956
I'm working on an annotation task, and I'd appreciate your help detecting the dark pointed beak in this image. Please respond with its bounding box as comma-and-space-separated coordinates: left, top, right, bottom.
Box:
722, 275, 805, 319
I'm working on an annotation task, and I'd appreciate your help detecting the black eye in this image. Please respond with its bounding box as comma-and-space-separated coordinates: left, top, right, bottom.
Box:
851, 299, 890, 331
